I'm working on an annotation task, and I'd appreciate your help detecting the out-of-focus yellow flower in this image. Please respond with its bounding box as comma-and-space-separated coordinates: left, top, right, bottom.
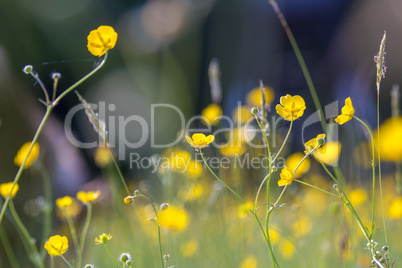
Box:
278, 167, 294, 186
279, 240, 296, 259
304, 134, 326, 155
0, 182, 19, 199
181, 239, 198, 257
14, 142, 40, 168
292, 215, 312, 238
201, 104, 222, 126
158, 205, 188, 231
56, 196, 73, 208
349, 188, 367, 207
246, 85, 275, 107
220, 142, 247, 157
239, 255, 257, 268
275, 95, 306, 121
237, 201, 252, 219
185, 160, 203, 178
94, 147, 113, 167
186, 133, 214, 149
313, 141, 341, 166
44, 235, 69, 256
388, 197, 402, 218
77, 191, 100, 204
87, 26, 118, 57
232, 106, 253, 124
95, 233, 112, 245
376, 117, 402, 161
180, 183, 204, 201
285, 152, 310, 178
269, 229, 280, 245
56, 198, 82, 219
335, 97, 354, 125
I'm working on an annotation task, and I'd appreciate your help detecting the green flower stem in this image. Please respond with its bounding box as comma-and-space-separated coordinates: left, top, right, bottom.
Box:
376, 92, 387, 245
200, 149, 279, 267
352, 115, 377, 233
199, 150, 246, 206
271, 116, 294, 164
253, 114, 280, 268
108, 147, 131, 195
59, 254, 74, 268
103, 243, 122, 268
50, 256, 54, 268
9, 200, 44, 268
136, 194, 164, 268
53, 53, 108, 106
64, 209, 80, 267
0, 107, 52, 226
268, 0, 325, 133
36, 162, 53, 259
319, 162, 371, 243
0, 225, 19, 268
294, 179, 341, 199
0, 53, 108, 226
78, 203, 92, 268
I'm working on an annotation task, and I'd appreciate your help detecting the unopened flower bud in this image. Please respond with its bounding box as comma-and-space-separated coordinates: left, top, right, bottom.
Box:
317, 137, 325, 145
23, 65, 33, 74
133, 190, 140, 196
119, 252, 132, 262
160, 203, 169, 211
84, 265, 94, 268
382, 245, 389, 252
51, 72, 61, 80
124, 196, 134, 204
251, 107, 259, 115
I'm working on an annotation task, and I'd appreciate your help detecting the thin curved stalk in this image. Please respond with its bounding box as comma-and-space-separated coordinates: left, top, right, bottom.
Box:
78, 203, 92, 268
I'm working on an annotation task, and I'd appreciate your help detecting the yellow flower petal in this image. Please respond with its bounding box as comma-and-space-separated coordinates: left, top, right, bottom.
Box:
276, 95, 306, 121
14, 142, 40, 169
278, 167, 294, 186
0, 182, 19, 199
44, 235, 69, 256
201, 104, 222, 126
87, 26, 118, 57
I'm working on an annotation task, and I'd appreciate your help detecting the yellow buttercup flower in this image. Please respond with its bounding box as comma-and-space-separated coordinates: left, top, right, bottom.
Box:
275, 94, 306, 121
185, 160, 203, 178
44, 235, 69, 256
388, 197, 402, 218
313, 141, 341, 166
0, 182, 19, 199
87, 26, 118, 57
376, 117, 402, 161
239, 255, 257, 268
280, 240, 296, 259
56, 196, 73, 208
158, 205, 188, 231
278, 167, 294, 186
232, 106, 253, 124
14, 142, 40, 168
292, 215, 312, 238
186, 133, 214, 149
180, 239, 198, 257
56, 198, 82, 219
94, 147, 113, 167
220, 142, 247, 157
95, 233, 112, 245
349, 188, 367, 207
201, 104, 223, 126
304, 134, 326, 155
124, 196, 134, 204
77, 191, 100, 203
285, 152, 310, 178
335, 97, 355, 125
246, 85, 275, 107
